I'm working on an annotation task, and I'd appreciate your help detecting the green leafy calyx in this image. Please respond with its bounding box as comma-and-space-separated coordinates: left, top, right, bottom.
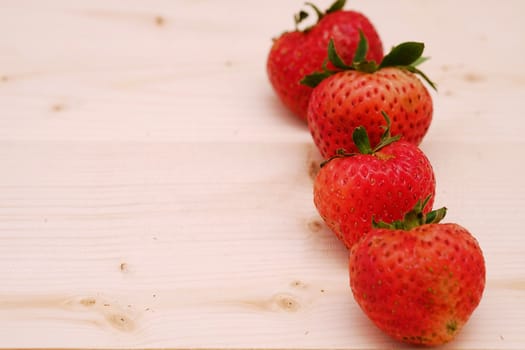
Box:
294, 0, 346, 31
320, 112, 401, 167
301, 31, 436, 89
373, 196, 447, 231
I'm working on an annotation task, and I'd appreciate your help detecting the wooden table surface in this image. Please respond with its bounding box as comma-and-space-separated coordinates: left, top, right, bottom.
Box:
1, 0, 524, 349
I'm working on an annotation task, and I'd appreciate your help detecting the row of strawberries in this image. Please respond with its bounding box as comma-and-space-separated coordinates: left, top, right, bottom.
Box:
266, 0, 485, 346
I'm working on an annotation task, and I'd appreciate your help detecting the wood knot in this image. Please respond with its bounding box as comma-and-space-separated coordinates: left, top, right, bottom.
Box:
51, 103, 65, 112
79, 298, 97, 307
119, 262, 129, 272
308, 160, 320, 181
154, 15, 165, 26
105, 313, 135, 332
305, 144, 322, 182
307, 219, 324, 233
291, 280, 308, 289
273, 293, 300, 312
463, 72, 485, 83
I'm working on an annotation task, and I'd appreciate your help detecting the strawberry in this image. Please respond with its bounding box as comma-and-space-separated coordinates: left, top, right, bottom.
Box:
303, 33, 436, 158
349, 200, 486, 346
313, 113, 435, 249
267, 0, 383, 121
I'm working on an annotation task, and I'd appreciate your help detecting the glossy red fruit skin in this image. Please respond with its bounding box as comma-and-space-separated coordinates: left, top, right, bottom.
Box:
267, 10, 383, 120
349, 224, 486, 346
313, 141, 435, 249
308, 67, 433, 158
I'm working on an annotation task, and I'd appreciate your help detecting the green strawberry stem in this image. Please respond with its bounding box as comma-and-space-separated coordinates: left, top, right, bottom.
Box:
373, 196, 447, 231
352, 127, 373, 154
373, 111, 401, 151
294, 0, 346, 31
301, 31, 437, 89
320, 112, 401, 167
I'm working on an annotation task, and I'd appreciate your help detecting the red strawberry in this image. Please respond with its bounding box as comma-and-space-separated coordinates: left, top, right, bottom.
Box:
349, 201, 486, 346
267, 0, 383, 121
303, 34, 435, 158
313, 113, 435, 249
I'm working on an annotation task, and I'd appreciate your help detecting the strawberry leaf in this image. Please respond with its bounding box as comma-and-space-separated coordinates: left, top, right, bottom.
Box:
296, 1, 342, 32
319, 148, 356, 168
352, 126, 373, 154
380, 111, 393, 140
424, 206, 447, 224
300, 70, 333, 88
301, 33, 436, 90
353, 61, 379, 73
412, 56, 430, 67
406, 65, 437, 90
301, 37, 363, 86
373, 195, 447, 231
326, 0, 346, 13
328, 39, 353, 70
373, 111, 401, 152
320, 112, 401, 167
379, 42, 425, 68
304, 2, 324, 22
300, 58, 338, 87
294, 10, 309, 29
352, 30, 368, 63
379, 41, 437, 90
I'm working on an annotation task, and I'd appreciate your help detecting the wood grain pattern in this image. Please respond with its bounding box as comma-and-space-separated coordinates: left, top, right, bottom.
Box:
0, 0, 524, 349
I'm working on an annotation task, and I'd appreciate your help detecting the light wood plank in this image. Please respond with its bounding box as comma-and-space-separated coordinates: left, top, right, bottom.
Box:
0, 140, 523, 348
0, 0, 524, 349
